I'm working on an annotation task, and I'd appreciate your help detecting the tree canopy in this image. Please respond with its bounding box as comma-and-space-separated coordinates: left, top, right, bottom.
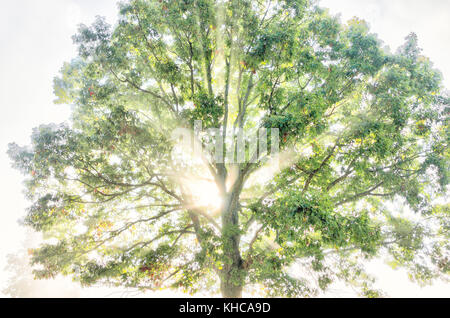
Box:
8, 0, 449, 297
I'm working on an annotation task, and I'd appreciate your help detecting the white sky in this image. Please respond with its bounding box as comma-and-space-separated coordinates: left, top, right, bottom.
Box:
0, 0, 448, 298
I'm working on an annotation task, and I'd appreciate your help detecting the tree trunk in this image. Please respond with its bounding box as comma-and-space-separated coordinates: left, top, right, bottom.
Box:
221, 278, 243, 298
220, 183, 245, 298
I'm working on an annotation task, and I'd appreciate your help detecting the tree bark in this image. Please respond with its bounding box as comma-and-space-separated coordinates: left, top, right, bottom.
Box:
221, 279, 243, 298
220, 179, 245, 298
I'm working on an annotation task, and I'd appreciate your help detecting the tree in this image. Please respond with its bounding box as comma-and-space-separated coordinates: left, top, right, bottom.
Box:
8, 0, 449, 298
3, 231, 80, 298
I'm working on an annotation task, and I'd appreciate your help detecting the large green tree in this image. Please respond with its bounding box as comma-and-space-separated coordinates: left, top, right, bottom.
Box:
9, 0, 449, 297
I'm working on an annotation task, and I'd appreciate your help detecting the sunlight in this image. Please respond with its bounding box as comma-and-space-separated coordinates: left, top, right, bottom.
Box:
185, 179, 223, 211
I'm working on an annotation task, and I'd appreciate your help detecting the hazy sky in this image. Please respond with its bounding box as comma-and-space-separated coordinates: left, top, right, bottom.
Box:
0, 0, 448, 297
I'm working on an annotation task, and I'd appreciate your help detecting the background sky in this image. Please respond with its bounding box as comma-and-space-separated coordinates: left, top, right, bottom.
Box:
0, 0, 448, 297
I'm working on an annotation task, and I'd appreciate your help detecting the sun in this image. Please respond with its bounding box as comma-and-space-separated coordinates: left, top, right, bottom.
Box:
186, 179, 223, 211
